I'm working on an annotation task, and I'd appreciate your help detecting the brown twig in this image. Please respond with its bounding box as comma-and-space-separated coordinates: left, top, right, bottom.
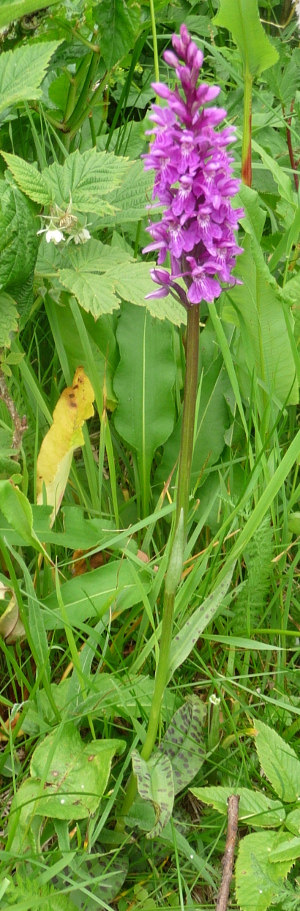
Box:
0, 370, 27, 455
216, 794, 240, 911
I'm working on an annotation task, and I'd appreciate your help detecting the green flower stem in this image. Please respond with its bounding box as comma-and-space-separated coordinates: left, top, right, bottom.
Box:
149, 0, 160, 83
118, 303, 200, 824
175, 303, 200, 535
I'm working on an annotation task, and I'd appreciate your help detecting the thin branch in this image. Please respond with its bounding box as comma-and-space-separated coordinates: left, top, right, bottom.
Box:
0, 370, 27, 455
216, 794, 240, 911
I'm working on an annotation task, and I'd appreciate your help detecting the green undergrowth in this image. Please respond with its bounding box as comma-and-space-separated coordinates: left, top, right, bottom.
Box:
1, 1, 300, 910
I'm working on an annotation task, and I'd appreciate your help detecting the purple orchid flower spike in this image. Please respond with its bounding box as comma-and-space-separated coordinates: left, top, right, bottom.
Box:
143, 24, 244, 308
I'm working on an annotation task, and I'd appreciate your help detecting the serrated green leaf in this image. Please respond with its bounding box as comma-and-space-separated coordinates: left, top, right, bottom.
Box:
168, 567, 234, 680
30, 723, 124, 819
159, 697, 206, 795
59, 268, 119, 317
44, 148, 132, 214
214, 0, 278, 76
0, 41, 61, 114
114, 302, 176, 515
285, 808, 300, 836
96, 0, 141, 68
270, 833, 300, 864
0, 292, 18, 348
97, 159, 154, 225
0, 182, 39, 291
190, 786, 285, 828
0, 0, 59, 29
1, 153, 51, 205
236, 831, 294, 911
132, 749, 174, 838
254, 720, 300, 803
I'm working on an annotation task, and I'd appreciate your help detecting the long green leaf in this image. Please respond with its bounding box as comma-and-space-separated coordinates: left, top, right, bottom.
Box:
223, 236, 298, 409
214, 0, 278, 76
114, 302, 176, 516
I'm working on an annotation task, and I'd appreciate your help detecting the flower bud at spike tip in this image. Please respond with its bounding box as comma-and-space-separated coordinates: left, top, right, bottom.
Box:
142, 25, 244, 308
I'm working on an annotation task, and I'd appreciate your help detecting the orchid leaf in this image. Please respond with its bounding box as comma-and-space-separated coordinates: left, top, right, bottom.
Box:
132, 750, 174, 838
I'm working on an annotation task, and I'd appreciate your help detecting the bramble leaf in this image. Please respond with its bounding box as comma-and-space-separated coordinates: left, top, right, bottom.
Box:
0, 41, 61, 114
236, 831, 294, 911
253, 720, 300, 803
190, 786, 285, 828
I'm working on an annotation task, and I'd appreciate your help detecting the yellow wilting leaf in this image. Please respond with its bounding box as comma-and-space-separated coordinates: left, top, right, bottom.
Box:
37, 367, 94, 524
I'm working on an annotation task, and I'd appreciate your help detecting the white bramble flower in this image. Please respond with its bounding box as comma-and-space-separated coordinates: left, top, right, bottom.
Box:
73, 228, 91, 245
45, 228, 65, 244
296, 1, 300, 26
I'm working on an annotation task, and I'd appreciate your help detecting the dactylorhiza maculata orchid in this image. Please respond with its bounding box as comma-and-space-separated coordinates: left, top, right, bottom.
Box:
143, 24, 244, 307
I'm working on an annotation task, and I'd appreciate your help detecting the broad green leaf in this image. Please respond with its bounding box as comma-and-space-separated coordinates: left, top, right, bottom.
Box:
45, 297, 118, 409
95, 0, 141, 68
114, 302, 176, 516
190, 786, 285, 828
0, 481, 44, 552
159, 697, 206, 794
0, 41, 61, 114
59, 268, 119, 317
0, 293, 18, 348
44, 149, 132, 214
2, 148, 132, 215
214, 0, 278, 76
236, 832, 294, 911
132, 750, 174, 838
254, 720, 300, 803
0, 182, 39, 291
286, 808, 300, 836
96, 159, 154, 225
1, 153, 51, 205
43, 559, 151, 630
0, 0, 59, 29
168, 567, 234, 680
223, 236, 298, 408
36, 367, 95, 523
30, 723, 124, 819
270, 834, 300, 864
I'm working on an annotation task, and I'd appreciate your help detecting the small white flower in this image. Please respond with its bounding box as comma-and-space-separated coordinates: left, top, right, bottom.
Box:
209, 693, 221, 706
46, 228, 65, 244
73, 228, 91, 245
